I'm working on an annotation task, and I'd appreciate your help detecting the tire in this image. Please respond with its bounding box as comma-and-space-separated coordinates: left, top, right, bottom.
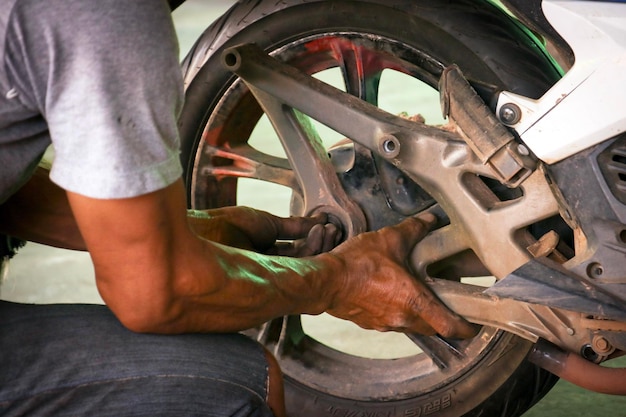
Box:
177, 1, 561, 416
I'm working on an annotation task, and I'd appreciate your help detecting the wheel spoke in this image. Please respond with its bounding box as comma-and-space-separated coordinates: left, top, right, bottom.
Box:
250, 315, 305, 358
407, 333, 468, 371
199, 142, 300, 192
334, 41, 381, 105
333, 41, 386, 174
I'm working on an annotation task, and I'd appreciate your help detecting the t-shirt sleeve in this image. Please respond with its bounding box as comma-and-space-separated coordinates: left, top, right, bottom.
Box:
10, 0, 184, 199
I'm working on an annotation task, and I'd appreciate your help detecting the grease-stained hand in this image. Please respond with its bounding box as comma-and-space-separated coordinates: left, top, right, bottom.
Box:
322, 213, 479, 339
187, 206, 340, 257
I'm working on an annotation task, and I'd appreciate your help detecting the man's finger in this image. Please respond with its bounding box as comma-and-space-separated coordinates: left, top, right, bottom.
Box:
406, 284, 480, 339
273, 223, 326, 257
415, 212, 437, 229
303, 223, 325, 256
320, 223, 341, 252
272, 213, 328, 240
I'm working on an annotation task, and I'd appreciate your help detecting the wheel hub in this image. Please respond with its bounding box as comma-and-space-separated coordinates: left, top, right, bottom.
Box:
327, 140, 435, 232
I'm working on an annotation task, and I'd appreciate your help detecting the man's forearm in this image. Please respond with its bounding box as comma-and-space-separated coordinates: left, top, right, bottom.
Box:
94, 237, 339, 334
179, 241, 338, 331
0, 167, 86, 250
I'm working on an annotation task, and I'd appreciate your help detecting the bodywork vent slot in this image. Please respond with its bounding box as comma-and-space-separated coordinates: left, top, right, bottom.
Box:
598, 136, 626, 205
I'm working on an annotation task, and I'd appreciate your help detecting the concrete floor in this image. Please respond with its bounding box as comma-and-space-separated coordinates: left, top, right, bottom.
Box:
2, 1, 625, 415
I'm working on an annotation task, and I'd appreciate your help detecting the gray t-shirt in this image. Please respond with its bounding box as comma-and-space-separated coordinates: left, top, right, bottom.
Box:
0, 0, 183, 204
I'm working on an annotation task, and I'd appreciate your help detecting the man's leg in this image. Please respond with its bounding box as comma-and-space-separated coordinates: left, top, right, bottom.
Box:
263, 349, 286, 417
0, 301, 276, 416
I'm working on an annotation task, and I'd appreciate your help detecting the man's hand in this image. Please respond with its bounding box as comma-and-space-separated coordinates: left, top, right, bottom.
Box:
322, 214, 478, 339
187, 207, 341, 256
190, 207, 477, 338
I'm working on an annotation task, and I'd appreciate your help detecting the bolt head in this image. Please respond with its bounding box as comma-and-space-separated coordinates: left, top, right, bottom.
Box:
499, 104, 522, 125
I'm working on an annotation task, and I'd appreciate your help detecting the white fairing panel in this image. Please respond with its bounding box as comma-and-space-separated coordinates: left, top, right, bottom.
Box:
496, 1, 626, 164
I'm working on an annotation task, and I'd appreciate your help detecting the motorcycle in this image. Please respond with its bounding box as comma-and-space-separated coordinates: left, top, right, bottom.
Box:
169, 0, 626, 415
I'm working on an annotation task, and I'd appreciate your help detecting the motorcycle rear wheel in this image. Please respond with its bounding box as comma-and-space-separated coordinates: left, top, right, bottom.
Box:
178, 1, 561, 415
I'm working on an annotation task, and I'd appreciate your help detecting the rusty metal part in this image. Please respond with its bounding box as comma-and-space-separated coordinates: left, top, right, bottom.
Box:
528, 339, 626, 395
526, 230, 569, 263
592, 335, 616, 357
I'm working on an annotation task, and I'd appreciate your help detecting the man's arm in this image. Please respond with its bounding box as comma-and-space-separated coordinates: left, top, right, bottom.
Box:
0, 167, 334, 255
67, 178, 477, 338
66, 178, 332, 333
0, 167, 86, 250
